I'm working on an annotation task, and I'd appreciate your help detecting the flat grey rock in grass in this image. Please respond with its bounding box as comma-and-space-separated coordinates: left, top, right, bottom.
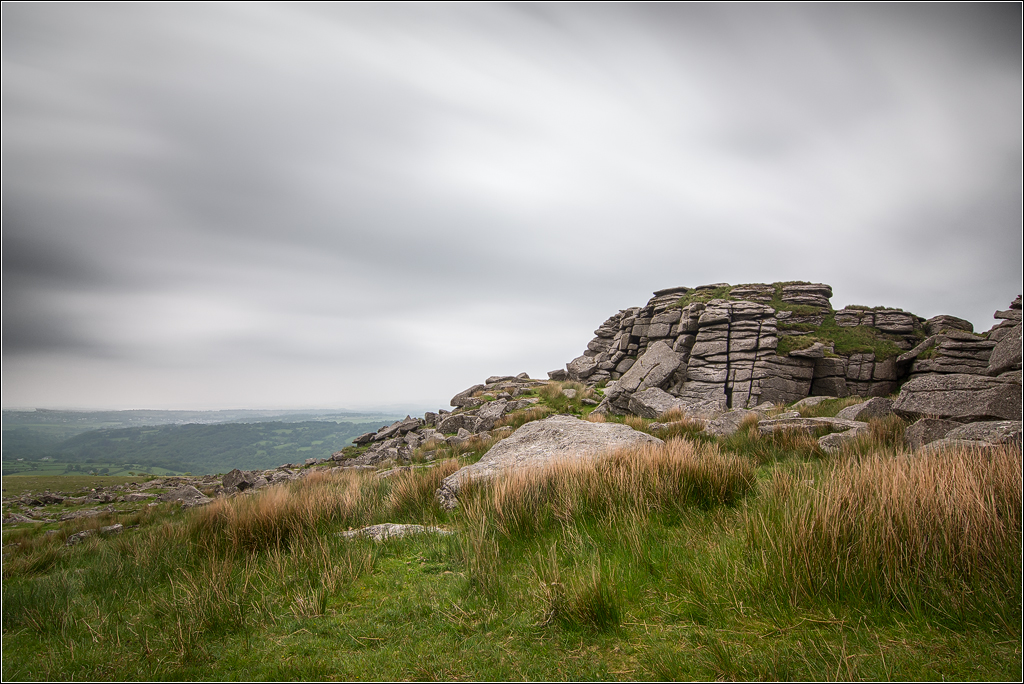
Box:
157, 485, 212, 508
791, 396, 837, 408
943, 420, 1022, 446
818, 427, 869, 454
627, 387, 688, 419
757, 417, 867, 435
703, 409, 757, 437
904, 418, 960, 450
893, 373, 1022, 422
338, 523, 453, 541
835, 397, 894, 422
436, 414, 663, 510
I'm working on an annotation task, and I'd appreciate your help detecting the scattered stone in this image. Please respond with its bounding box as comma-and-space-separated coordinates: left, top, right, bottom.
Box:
338, 523, 454, 541
157, 486, 212, 508
437, 415, 663, 509
66, 530, 94, 546
100, 524, 123, 536
791, 396, 836, 408
904, 418, 961, 450
703, 410, 757, 437
943, 420, 1022, 447
892, 373, 1022, 422
757, 417, 867, 436
835, 397, 894, 422
223, 469, 257, 491
3, 513, 39, 524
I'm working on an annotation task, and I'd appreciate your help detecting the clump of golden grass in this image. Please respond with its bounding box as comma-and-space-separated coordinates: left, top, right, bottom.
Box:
461, 438, 755, 541
386, 459, 461, 519
190, 470, 383, 552
749, 443, 1021, 624
496, 406, 554, 431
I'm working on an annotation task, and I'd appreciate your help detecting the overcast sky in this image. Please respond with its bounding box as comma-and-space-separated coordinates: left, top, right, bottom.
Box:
2, 3, 1021, 411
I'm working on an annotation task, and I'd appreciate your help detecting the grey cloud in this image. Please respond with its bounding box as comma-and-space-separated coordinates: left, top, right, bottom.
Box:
2, 3, 1020, 409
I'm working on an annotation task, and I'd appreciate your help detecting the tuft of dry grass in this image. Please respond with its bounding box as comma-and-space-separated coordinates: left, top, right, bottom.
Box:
496, 406, 554, 431
386, 459, 461, 519
749, 443, 1022, 624
461, 438, 755, 540
189, 470, 384, 553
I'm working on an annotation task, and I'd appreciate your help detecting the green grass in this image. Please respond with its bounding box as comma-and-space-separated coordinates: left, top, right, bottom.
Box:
1, 474, 155, 497
2, 415, 1020, 681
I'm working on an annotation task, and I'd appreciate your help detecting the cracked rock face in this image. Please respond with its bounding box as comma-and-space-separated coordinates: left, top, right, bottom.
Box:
435, 414, 663, 510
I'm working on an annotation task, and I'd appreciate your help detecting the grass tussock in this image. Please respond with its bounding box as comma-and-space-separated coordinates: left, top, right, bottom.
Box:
795, 396, 865, 418
749, 443, 1022, 627
496, 406, 554, 431
386, 459, 461, 519
462, 438, 756, 541
720, 414, 825, 464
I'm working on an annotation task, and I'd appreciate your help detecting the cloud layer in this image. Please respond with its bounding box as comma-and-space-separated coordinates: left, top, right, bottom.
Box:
3, 4, 1020, 409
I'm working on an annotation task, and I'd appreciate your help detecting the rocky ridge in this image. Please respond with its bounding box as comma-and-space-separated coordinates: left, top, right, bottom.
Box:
4, 284, 1020, 523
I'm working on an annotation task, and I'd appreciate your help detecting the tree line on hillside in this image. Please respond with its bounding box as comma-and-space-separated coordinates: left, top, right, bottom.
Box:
1, 421, 387, 475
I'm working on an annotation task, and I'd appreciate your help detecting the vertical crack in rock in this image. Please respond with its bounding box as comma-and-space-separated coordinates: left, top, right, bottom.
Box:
724, 308, 733, 409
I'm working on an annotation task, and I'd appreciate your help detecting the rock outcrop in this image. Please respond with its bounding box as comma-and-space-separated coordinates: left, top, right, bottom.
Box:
558, 281, 930, 415
555, 284, 1020, 448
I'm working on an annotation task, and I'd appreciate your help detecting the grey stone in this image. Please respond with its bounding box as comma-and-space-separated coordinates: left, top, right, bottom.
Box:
893, 373, 1022, 422
486, 375, 515, 384
436, 415, 663, 509
339, 523, 454, 541
757, 417, 867, 435
835, 397, 894, 422
904, 418, 960, 450
818, 428, 868, 454
158, 486, 212, 508
476, 399, 509, 431
792, 396, 837, 408
943, 420, 1021, 446
100, 524, 123, 536
567, 355, 599, 380
548, 369, 568, 381
451, 384, 486, 408
924, 315, 974, 336
704, 410, 757, 437
605, 340, 684, 409
987, 325, 1021, 375
627, 387, 688, 419
437, 413, 483, 435
788, 342, 826, 359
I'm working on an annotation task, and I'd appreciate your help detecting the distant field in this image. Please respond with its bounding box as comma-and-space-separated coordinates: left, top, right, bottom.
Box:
2, 419, 391, 475
1, 474, 151, 497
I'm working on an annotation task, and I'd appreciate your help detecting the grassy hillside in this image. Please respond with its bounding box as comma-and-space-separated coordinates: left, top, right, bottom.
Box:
2, 393, 1019, 681
2, 420, 388, 476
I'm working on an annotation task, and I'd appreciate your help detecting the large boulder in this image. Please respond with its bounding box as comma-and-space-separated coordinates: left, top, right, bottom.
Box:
987, 325, 1021, 375
451, 384, 485, 408
436, 414, 663, 509
835, 397, 894, 422
943, 420, 1022, 447
904, 418, 960, 450
223, 469, 256, 491
627, 387, 689, 419
437, 413, 483, 435
603, 341, 685, 411
157, 485, 211, 508
703, 409, 757, 437
892, 373, 1022, 422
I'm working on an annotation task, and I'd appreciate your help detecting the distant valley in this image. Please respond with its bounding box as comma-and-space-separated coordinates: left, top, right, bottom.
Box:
1, 409, 407, 476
